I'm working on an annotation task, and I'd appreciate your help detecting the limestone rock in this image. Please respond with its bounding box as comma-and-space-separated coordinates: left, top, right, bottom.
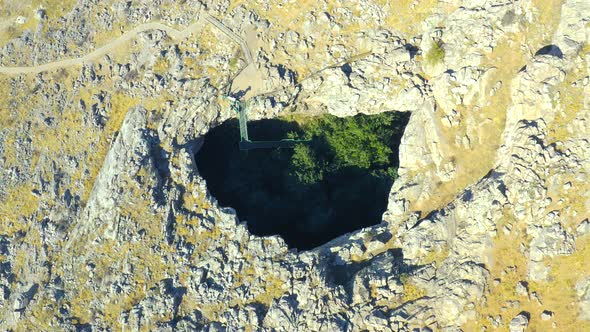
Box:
515, 281, 529, 297
509, 312, 530, 332
541, 310, 554, 321
0, 0, 589, 330
577, 219, 590, 236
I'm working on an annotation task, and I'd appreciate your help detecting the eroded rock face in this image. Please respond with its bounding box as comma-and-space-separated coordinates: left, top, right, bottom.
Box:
0, 0, 590, 330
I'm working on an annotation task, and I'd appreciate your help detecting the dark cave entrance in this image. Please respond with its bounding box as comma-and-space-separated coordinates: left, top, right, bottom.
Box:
195, 112, 410, 250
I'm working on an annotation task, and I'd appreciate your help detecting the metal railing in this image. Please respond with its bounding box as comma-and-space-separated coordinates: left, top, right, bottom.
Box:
228, 97, 309, 150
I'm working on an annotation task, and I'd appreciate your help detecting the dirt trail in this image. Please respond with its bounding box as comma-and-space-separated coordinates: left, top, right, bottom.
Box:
0, 13, 255, 76
204, 14, 253, 64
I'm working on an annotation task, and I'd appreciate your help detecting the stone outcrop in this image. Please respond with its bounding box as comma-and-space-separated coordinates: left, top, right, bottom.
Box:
0, 0, 589, 331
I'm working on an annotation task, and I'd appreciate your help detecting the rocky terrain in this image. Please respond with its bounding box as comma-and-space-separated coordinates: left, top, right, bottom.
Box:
0, 0, 589, 331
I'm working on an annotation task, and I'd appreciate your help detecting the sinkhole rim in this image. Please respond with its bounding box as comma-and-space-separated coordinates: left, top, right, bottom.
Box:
194, 111, 411, 250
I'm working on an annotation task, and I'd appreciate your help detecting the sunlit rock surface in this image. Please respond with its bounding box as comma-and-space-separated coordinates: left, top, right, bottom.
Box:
0, 0, 589, 330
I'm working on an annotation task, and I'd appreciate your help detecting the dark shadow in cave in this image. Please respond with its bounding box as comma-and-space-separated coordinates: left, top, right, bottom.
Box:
195, 112, 410, 250
535, 44, 564, 58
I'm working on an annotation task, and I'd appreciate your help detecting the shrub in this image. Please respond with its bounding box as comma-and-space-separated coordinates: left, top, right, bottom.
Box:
425, 40, 445, 65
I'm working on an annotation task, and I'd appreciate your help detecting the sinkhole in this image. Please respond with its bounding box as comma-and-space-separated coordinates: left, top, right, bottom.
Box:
195, 111, 410, 250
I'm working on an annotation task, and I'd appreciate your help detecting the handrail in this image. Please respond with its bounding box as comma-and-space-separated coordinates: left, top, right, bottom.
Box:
227, 96, 309, 150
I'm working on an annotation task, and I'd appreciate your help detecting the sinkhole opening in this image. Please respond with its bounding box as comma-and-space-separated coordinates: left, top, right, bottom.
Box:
195, 111, 410, 250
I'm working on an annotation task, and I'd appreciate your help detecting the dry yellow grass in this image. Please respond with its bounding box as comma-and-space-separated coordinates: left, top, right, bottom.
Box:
0, 65, 143, 230
0, 63, 165, 330
544, 167, 590, 226
153, 57, 170, 75
1, 1, 587, 330
463, 203, 590, 331
412, 0, 564, 215
65, 163, 175, 329
382, 0, 445, 35
251, 275, 287, 306
0, 0, 78, 47
182, 190, 212, 215
536, 236, 590, 330
0, 183, 39, 235
463, 214, 531, 331
400, 273, 427, 303
548, 69, 587, 143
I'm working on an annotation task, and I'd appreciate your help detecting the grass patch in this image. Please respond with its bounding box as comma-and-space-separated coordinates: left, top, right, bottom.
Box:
0, 183, 39, 235
464, 207, 590, 331
153, 57, 170, 75
412, 0, 564, 215
400, 273, 427, 302
0, 0, 78, 47
425, 40, 445, 65
547, 63, 587, 143
382, 0, 444, 35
